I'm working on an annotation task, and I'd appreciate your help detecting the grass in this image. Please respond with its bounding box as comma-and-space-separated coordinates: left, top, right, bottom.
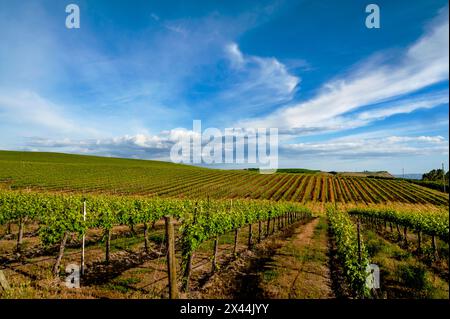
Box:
262, 269, 279, 281
105, 277, 142, 293
259, 217, 332, 298
363, 229, 448, 299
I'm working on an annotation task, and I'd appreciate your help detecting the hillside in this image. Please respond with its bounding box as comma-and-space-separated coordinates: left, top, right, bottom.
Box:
0, 150, 447, 205
338, 171, 394, 178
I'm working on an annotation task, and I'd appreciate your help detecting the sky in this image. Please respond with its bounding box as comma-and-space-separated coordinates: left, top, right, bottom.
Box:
0, 0, 448, 174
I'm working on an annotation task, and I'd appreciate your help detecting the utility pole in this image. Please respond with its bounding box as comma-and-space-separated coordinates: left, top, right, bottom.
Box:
442, 163, 446, 193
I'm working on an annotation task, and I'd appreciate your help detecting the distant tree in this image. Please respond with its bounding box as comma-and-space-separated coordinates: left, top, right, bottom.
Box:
422, 169, 449, 182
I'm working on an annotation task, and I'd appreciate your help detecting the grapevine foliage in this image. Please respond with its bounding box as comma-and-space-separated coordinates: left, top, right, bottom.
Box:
327, 207, 369, 297
348, 208, 449, 242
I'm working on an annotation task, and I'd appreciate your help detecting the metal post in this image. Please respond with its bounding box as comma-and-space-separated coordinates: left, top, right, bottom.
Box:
81, 200, 86, 276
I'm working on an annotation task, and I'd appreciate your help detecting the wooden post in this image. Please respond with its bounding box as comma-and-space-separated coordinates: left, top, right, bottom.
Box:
165, 216, 178, 299
16, 217, 24, 253
0, 270, 10, 291
129, 223, 136, 236
233, 228, 239, 256
105, 228, 111, 264
266, 218, 270, 237
143, 222, 149, 254
212, 236, 219, 273
417, 231, 421, 254
431, 235, 438, 260
272, 216, 275, 234
81, 200, 86, 276
182, 252, 193, 292
258, 220, 262, 243
248, 224, 253, 249
53, 232, 68, 276
396, 224, 401, 240
403, 226, 408, 246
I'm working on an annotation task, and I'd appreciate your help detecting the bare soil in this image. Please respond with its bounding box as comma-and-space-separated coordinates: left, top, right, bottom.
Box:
190, 218, 333, 299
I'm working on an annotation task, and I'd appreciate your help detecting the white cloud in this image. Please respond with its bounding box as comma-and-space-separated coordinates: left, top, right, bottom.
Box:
282, 135, 449, 159
355, 92, 449, 121
225, 43, 245, 68
25, 131, 449, 168
220, 42, 300, 113
0, 90, 78, 132
25, 128, 203, 159
238, 7, 449, 132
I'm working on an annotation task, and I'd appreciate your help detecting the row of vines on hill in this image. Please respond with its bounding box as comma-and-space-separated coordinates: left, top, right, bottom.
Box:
0, 190, 312, 281
1, 156, 448, 205
348, 208, 449, 262
327, 207, 370, 298
348, 208, 449, 242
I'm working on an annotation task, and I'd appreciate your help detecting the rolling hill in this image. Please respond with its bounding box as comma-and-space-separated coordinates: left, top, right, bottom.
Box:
0, 150, 447, 205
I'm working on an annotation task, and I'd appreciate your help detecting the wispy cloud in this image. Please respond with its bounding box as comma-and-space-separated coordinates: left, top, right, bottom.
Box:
0, 90, 80, 133
238, 7, 449, 133
355, 91, 449, 122
217, 42, 300, 113
281, 135, 449, 159
0, 1, 447, 173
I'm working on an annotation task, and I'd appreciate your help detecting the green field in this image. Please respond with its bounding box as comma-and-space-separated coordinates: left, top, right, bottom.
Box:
0, 151, 447, 205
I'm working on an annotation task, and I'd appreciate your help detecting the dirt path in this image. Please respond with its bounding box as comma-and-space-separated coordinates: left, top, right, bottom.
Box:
194, 217, 333, 299
260, 217, 333, 298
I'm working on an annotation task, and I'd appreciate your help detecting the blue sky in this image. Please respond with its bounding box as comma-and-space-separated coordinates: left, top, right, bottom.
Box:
0, 0, 448, 174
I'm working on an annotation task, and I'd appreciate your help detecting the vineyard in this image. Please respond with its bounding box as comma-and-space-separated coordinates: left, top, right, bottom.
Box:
0, 150, 448, 299
0, 189, 314, 298
0, 151, 447, 205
